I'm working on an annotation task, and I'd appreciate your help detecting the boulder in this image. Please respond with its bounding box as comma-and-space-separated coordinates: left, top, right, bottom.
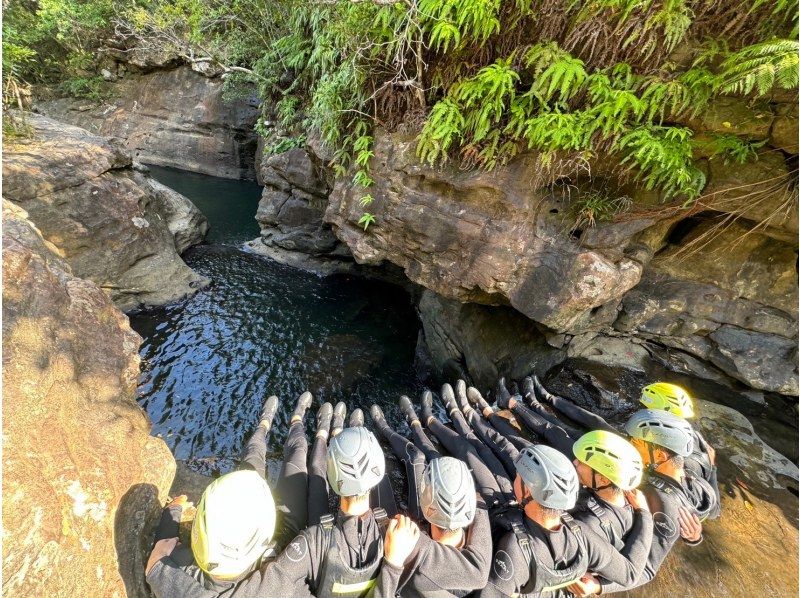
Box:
255, 148, 343, 256
37, 66, 261, 180
615, 220, 798, 395
2, 113, 208, 311
2, 200, 176, 597
770, 101, 799, 154
684, 96, 774, 139
138, 175, 210, 254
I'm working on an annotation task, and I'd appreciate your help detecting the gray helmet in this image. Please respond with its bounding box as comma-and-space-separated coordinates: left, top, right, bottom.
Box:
625, 409, 694, 457
514, 445, 579, 510
419, 457, 477, 530
327, 426, 385, 497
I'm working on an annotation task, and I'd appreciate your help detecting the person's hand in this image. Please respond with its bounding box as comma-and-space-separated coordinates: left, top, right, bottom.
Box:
624, 489, 649, 512
567, 573, 601, 596
146, 538, 178, 575
706, 443, 716, 466
384, 515, 420, 567
678, 507, 702, 543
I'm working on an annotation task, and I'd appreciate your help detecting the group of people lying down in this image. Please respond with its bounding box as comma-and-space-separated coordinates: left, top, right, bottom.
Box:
145, 377, 720, 597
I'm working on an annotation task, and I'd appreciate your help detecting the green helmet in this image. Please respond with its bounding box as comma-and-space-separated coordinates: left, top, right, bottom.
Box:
572, 431, 643, 491
640, 382, 695, 418
191, 470, 276, 579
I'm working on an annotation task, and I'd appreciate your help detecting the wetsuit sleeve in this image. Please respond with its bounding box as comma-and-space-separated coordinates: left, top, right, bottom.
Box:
146, 555, 218, 598
478, 531, 529, 598
600, 488, 680, 593
372, 559, 404, 598
580, 508, 653, 589
266, 528, 324, 593
412, 506, 492, 593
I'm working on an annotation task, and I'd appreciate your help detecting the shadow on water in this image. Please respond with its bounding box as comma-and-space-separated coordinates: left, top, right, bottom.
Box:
131, 167, 424, 476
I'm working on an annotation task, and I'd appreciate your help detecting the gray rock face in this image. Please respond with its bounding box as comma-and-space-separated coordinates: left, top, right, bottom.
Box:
326, 131, 644, 332
321, 127, 797, 395
249, 147, 354, 271
37, 66, 260, 179
2, 200, 175, 597
417, 290, 566, 389
139, 175, 210, 254
3, 113, 208, 311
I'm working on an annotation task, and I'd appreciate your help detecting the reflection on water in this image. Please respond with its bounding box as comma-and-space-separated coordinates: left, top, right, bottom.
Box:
131, 168, 424, 475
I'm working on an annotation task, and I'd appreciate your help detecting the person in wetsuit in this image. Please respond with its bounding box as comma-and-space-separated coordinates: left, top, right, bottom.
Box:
146, 396, 412, 598
145, 393, 316, 597
574, 409, 708, 596
497, 377, 718, 530
530, 377, 720, 519
479, 445, 653, 598
370, 404, 493, 597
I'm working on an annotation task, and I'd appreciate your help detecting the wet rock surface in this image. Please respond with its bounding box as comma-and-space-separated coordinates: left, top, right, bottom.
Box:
2, 113, 208, 311
2, 200, 175, 597
37, 66, 260, 179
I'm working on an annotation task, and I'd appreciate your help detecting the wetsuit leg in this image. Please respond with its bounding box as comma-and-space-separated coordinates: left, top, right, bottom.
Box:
307, 431, 330, 526
511, 403, 576, 457
274, 422, 309, 547
486, 412, 534, 450
239, 425, 269, 479
374, 417, 426, 521
446, 408, 514, 491
463, 409, 518, 477
542, 392, 616, 434
409, 421, 442, 461
426, 417, 513, 507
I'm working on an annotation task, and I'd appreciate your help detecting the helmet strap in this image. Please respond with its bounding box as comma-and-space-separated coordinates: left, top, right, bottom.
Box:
590, 470, 613, 492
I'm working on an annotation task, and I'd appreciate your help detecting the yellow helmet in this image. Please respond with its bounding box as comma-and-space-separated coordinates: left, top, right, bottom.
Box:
640, 382, 695, 418
191, 470, 276, 579
573, 430, 643, 490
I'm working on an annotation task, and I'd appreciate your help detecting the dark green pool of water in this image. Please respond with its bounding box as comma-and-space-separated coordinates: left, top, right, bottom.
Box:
130, 167, 424, 475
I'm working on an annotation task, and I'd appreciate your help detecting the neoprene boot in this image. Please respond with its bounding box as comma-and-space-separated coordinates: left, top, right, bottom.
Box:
292, 391, 313, 422
467, 387, 492, 412
533, 375, 555, 404
316, 402, 333, 437
331, 401, 347, 436
441, 383, 459, 415
455, 379, 471, 412
496, 378, 512, 410
398, 395, 419, 425
259, 395, 279, 432
420, 390, 435, 425
349, 408, 364, 427
369, 404, 389, 435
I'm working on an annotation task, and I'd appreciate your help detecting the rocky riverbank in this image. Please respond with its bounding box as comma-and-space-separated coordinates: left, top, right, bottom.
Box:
2, 113, 209, 311
2, 200, 176, 597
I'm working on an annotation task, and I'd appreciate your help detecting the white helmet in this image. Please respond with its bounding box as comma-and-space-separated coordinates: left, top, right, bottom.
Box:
625, 409, 694, 457
515, 445, 579, 510
191, 470, 276, 579
327, 426, 385, 496
420, 457, 477, 530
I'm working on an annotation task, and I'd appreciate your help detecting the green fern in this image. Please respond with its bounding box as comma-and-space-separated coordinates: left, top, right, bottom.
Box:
717, 39, 799, 96
358, 212, 376, 231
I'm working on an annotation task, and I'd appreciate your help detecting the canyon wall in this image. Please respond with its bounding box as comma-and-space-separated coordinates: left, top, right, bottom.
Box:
38, 66, 260, 180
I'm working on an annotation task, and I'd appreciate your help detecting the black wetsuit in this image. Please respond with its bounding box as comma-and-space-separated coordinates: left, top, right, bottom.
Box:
479, 509, 653, 598
533, 388, 720, 518
599, 471, 699, 594
378, 506, 493, 597
146, 420, 315, 598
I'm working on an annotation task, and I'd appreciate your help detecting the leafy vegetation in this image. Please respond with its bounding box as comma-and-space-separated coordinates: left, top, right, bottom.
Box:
4, 0, 798, 226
